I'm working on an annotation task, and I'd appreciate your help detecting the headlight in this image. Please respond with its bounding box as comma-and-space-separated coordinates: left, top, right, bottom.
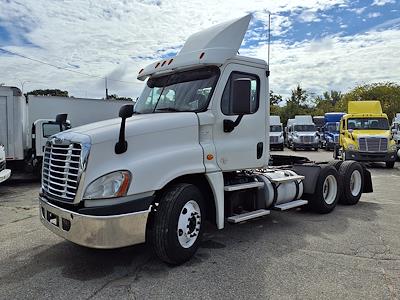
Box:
348, 144, 355, 150
83, 170, 131, 199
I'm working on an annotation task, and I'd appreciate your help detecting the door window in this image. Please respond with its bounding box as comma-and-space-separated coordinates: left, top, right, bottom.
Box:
221, 72, 259, 115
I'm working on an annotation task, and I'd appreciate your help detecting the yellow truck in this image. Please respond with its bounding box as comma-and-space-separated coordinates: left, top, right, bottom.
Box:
335, 101, 397, 168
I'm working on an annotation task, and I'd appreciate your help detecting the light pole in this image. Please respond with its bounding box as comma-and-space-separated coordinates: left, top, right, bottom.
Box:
19, 80, 30, 94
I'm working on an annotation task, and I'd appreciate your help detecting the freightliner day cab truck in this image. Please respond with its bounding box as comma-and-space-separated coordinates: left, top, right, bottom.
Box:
39, 15, 373, 265
0, 86, 133, 175
269, 115, 284, 150
287, 115, 319, 151
322, 112, 345, 151
0, 145, 11, 183
336, 101, 397, 168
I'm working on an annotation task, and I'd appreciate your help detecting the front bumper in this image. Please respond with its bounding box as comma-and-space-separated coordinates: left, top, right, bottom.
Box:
293, 142, 319, 149
270, 142, 284, 149
0, 169, 11, 183
344, 150, 397, 162
39, 196, 150, 249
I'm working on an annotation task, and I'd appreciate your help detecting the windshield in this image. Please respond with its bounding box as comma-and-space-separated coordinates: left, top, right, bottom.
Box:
326, 122, 339, 133
347, 118, 389, 130
135, 67, 219, 114
270, 125, 282, 132
294, 125, 316, 132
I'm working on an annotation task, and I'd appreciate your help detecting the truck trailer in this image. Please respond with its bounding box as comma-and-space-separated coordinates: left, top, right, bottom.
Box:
38, 15, 373, 265
336, 101, 397, 168
269, 115, 284, 150
0, 86, 133, 175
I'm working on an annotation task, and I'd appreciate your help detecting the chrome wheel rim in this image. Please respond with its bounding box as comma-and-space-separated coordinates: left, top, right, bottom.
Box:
177, 200, 201, 248
350, 170, 362, 196
323, 175, 337, 205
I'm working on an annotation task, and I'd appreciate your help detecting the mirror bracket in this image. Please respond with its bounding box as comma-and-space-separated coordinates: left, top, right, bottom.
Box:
223, 115, 243, 133
115, 105, 134, 154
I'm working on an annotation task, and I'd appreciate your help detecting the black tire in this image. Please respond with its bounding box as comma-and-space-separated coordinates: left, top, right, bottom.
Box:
314, 147, 318, 151
148, 183, 205, 265
338, 161, 364, 205
386, 161, 395, 169
304, 166, 340, 213
327, 160, 344, 171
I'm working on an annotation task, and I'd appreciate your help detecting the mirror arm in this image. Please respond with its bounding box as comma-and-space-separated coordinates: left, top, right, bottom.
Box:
115, 117, 128, 154
223, 115, 244, 133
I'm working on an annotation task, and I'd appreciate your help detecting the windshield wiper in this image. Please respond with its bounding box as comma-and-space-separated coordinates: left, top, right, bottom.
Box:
154, 107, 183, 112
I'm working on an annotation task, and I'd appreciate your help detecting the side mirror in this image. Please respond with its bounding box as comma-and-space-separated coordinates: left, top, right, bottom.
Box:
231, 78, 252, 115
115, 105, 135, 154
119, 104, 134, 119
55, 113, 68, 124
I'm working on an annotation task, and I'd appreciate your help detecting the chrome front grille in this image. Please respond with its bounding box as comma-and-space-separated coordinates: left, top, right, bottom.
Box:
42, 143, 82, 202
270, 136, 279, 144
300, 136, 314, 143
358, 137, 388, 152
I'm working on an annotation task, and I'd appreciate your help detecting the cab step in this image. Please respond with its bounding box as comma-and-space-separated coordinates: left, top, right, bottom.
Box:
227, 209, 270, 223
273, 199, 308, 211
224, 181, 264, 192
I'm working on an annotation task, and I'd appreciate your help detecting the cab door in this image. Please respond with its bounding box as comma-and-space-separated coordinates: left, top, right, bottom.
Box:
211, 63, 267, 171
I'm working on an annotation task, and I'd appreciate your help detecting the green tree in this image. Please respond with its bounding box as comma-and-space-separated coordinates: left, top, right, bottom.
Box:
337, 82, 400, 120
27, 89, 69, 97
269, 90, 283, 106
107, 94, 134, 101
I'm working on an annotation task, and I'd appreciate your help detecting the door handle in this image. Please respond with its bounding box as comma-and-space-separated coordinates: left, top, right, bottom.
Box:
257, 142, 263, 159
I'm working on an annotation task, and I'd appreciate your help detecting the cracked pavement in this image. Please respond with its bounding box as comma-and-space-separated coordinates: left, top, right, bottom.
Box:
0, 150, 399, 299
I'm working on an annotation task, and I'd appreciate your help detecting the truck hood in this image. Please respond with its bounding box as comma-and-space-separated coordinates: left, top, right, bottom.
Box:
295, 132, 316, 136
63, 113, 199, 144
350, 129, 391, 139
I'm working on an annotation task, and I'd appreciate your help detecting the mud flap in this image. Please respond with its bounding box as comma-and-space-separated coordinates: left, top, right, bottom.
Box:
362, 166, 373, 193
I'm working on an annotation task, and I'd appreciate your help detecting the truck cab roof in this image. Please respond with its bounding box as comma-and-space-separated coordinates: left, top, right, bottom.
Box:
137, 14, 267, 81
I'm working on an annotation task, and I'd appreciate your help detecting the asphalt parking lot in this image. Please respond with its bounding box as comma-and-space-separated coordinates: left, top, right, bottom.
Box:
0, 150, 399, 299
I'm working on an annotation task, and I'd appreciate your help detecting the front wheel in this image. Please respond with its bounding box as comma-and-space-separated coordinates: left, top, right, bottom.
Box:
148, 183, 205, 265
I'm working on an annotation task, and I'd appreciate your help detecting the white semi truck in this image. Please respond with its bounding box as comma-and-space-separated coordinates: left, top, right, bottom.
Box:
38, 15, 373, 265
0, 145, 11, 183
392, 113, 400, 151
269, 115, 284, 150
287, 115, 319, 151
0, 86, 133, 175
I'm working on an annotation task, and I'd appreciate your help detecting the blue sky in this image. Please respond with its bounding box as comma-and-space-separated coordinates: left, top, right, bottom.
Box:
0, 0, 399, 98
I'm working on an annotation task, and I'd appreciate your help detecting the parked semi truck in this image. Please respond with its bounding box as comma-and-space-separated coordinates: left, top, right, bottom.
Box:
322, 112, 345, 151
336, 101, 397, 168
391, 113, 400, 151
0, 145, 11, 183
269, 115, 284, 150
287, 115, 319, 151
39, 15, 372, 265
0, 86, 133, 175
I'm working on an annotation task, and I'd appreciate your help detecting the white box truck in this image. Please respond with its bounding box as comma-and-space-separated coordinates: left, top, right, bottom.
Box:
287, 115, 319, 151
269, 115, 284, 150
0, 145, 11, 183
0, 86, 133, 175
38, 15, 373, 265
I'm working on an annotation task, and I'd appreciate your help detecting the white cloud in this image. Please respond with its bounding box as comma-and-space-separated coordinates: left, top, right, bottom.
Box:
242, 29, 400, 99
372, 0, 395, 6
368, 12, 382, 18
348, 7, 367, 14
0, 0, 398, 101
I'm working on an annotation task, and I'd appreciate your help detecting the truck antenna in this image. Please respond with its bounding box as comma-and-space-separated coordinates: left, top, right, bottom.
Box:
267, 12, 271, 74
